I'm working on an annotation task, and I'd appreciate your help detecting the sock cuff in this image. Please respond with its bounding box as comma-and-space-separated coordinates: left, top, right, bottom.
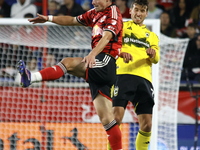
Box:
57, 62, 67, 74
32, 72, 42, 83
104, 120, 117, 131
139, 130, 151, 137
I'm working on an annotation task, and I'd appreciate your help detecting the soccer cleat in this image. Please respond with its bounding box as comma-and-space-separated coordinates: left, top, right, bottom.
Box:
17, 60, 31, 88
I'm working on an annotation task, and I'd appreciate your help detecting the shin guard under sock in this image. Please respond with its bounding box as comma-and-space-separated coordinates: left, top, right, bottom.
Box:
39, 62, 67, 81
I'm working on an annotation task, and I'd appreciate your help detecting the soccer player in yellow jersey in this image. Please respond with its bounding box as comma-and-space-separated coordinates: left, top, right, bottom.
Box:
109, 0, 160, 149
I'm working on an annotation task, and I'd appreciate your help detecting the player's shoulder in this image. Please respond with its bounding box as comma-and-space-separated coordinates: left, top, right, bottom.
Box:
143, 25, 158, 36
108, 5, 122, 17
82, 8, 97, 19
109, 4, 119, 11
105, 5, 122, 22
142, 25, 151, 32
148, 29, 158, 38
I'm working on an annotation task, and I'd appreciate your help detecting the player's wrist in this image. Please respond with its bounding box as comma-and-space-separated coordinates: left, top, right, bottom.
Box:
48, 15, 53, 22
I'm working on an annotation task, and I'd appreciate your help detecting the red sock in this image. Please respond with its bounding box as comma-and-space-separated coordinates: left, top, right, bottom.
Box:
39, 65, 65, 81
106, 124, 122, 150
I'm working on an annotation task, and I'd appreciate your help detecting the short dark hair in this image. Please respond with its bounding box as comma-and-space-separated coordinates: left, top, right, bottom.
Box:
130, 0, 149, 9
187, 23, 198, 29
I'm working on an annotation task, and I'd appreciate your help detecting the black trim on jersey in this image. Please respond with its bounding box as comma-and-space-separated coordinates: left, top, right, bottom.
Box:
104, 29, 116, 37
76, 17, 87, 26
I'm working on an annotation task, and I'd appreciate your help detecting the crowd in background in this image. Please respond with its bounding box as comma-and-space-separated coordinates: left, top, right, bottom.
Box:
0, 0, 200, 83
0, 0, 199, 36
0, 0, 199, 39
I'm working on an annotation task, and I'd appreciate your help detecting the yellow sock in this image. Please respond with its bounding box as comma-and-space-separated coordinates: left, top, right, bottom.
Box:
107, 141, 112, 150
135, 130, 151, 150
107, 125, 122, 150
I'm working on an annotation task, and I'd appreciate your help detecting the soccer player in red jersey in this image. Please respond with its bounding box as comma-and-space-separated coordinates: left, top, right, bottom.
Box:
17, 0, 123, 149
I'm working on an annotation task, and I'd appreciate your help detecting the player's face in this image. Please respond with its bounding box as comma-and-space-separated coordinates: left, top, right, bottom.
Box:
130, 3, 148, 26
92, 0, 111, 12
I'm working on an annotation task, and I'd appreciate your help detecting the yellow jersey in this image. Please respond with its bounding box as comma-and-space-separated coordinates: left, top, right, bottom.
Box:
116, 20, 160, 82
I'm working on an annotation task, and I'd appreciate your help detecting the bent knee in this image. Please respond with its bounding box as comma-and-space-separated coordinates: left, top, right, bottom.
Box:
113, 107, 124, 125
60, 57, 83, 71
61, 57, 73, 70
141, 122, 152, 132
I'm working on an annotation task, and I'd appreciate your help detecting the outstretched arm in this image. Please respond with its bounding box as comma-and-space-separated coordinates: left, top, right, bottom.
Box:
28, 13, 81, 26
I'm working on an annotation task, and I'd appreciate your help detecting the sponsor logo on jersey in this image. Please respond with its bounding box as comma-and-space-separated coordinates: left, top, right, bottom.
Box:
114, 86, 119, 97
111, 19, 117, 25
146, 33, 150, 37
100, 16, 107, 22
151, 88, 154, 98
123, 33, 150, 48
92, 25, 103, 37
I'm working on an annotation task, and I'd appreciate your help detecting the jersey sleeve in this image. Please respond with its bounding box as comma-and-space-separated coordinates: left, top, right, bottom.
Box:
103, 6, 123, 37
76, 9, 94, 27
150, 32, 160, 64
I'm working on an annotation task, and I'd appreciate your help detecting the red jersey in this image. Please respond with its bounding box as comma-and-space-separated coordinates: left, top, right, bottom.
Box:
76, 4, 123, 59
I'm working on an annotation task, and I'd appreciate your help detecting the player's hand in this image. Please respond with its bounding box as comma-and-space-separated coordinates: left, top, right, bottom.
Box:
28, 13, 48, 24
82, 54, 96, 68
146, 48, 156, 58
120, 52, 133, 63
